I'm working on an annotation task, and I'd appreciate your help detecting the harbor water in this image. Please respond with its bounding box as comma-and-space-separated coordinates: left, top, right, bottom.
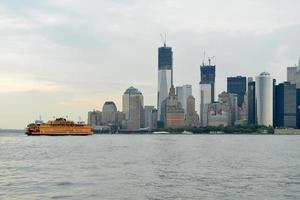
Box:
0, 133, 300, 199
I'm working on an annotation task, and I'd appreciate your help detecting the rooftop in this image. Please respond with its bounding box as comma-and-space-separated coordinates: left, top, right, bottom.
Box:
259, 71, 271, 76
104, 101, 116, 105
124, 86, 142, 95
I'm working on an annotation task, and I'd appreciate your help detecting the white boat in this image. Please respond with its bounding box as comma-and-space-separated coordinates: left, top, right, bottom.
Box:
182, 130, 193, 134
152, 131, 170, 134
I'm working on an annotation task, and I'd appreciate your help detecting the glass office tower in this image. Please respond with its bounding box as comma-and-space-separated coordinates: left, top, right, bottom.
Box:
227, 76, 247, 107
157, 44, 173, 127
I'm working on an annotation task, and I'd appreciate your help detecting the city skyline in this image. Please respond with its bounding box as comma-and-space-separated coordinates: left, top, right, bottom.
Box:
0, 0, 300, 128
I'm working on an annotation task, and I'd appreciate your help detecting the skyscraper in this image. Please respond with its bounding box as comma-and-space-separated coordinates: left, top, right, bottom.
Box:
176, 85, 192, 113
88, 110, 102, 127
185, 95, 199, 127
218, 91, 238, 126
122, 86, 144, 130
255, 72, 273, 126
206, 102, 231, 127
274, 82, 297, 128
176, 86, 183, 105
165, 85, 185, 128
157, 42, 173, 126
150, 109, 158, 130
287, 66, 297, 84
102, 101, 118, 125
199, 59, 215, 127
144, 106, 155, 129
248, 79, 256, 125
199, 83, 211, 126
294, 60, 300, 128
200, 61, 216, 102
227, 76, 247, 107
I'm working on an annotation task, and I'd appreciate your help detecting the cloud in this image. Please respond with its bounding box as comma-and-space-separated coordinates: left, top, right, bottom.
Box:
0, 74, 65, 93
0, 0, 299, 128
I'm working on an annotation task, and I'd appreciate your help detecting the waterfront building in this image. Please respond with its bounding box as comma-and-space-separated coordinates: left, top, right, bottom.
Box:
144, 106, 156, 129
116, 111, 125, 128
200, 60, 216, 102
199, 83, 211, 126
294, 60, 300, 128
88, 110, 102, 127
157, 41, 173, 126
273, 79, 277, 127
236, 93, 248, 125
227, 76, 247, 107
185, 95, 199, 127
287, 66, 298, 84
248, 79, 256, 125
150, 109, 158, 130
297, 89, 300, 129
176, 86, 183, 105
157, 98, 167, 128
206, 102, 230, 127
274, 82, 297, 128
122, 86, 144, 130
218, 92, 238, 126
255, 72, 273, 126
101, 101, 118, 125
176, 85, 192, 113
204, 91, 237, 126
165, 85, 185, 128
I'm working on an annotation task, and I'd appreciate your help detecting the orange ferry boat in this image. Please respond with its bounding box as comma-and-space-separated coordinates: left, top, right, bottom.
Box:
26, 118, 92, 136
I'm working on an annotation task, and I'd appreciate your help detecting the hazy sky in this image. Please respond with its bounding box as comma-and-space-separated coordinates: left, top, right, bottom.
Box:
0, 0, 299, 128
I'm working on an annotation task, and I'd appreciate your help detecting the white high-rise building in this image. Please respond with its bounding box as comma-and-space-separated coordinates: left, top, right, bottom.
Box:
294, 60, 300, 88
287, 66, 297, 84
199, 83, 211, 126
287, 60, 300, 85
176, 85, 192, 113
157, 43, 173, 125
255, 72, 273, 126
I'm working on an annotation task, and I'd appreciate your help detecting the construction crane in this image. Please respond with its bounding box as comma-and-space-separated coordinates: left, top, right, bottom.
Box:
201, 50, 206, 66
160, 33, 167, 47
208, 56, 215, 66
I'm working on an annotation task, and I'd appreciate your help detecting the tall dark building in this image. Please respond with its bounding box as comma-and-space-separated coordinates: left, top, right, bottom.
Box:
273, 79, 276, 126
158, 46, 173, 70
248, 80, 256, 125
227, 76, 247, 107
274, 82, 297, 128
297, 89, 300, 128
200, 63, 216, 102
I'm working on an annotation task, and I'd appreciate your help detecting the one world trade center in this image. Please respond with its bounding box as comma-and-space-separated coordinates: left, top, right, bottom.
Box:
157, 41, 173, 127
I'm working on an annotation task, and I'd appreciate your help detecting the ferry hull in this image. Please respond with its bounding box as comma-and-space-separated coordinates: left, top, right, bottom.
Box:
26, 132, 92, 136
26, 118, 93, 136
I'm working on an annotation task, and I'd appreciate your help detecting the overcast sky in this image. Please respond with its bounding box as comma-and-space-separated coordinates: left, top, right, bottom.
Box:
0, 0, 299, 128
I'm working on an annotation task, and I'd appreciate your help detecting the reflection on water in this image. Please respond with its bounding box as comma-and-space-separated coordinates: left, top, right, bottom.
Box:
0, 134, 300, 199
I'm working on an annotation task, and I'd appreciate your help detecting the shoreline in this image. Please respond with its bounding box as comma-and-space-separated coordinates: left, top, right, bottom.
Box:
1, 130, 300, 136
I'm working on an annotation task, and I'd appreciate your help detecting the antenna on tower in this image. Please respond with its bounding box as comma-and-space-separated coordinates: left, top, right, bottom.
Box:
160, 33, 167, 47
202, 50, 206, 66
